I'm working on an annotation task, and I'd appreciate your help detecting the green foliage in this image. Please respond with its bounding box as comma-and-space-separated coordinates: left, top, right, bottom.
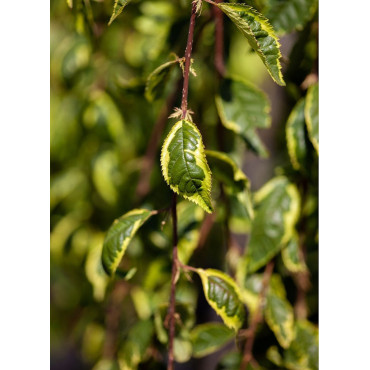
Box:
102, 209, 154, 276
242, 176, 300, 274
305, 83, 319, 153
190, 323, 235, 357
196, 268, 246, 331
51, 0, 318, 368
217, 3, 285, 85
161, 120, 213, 213
215, 77, 271, 157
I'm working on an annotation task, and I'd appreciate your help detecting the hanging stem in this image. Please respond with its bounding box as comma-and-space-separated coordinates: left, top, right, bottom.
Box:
181, 2, 197, 119
240, 261, 274, 370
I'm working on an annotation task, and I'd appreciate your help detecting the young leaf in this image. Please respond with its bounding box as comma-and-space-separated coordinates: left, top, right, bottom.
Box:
101, 209, 154, 276
145, 59, 179, 102
205, 150, 249, 192
161, 120, 213, 213
286, 99, 308, 170
265, 282, 294, 348
217, 3, 285, 85
281, 232, 307, 273
190, 323, 235, 358
215, 77, 271, 157
244, 177, 300, 274
196, 268, 245, 330
266, 0, 318, 34
108, 0, 132, 26
305, 83, 319, 153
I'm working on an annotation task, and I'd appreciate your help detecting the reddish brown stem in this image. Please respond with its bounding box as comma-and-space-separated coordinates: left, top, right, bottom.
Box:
240, 261, 274, 370
167, 194, 179, 370
181, 2, 197, 118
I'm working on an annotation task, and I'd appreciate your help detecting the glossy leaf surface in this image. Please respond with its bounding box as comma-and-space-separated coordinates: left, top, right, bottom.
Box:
216, 77, 271, 157
196, 269, 245, 330
286, 99, 307, 170
102, 209, 154, 275
217, 3, 285, 85
244, 177, 300, 273
161, 120, 213, 213
305, 83, 319, 153
190, 323, 234, 358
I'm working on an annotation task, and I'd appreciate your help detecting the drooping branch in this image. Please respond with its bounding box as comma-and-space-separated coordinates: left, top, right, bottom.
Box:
240, 260, 274, 370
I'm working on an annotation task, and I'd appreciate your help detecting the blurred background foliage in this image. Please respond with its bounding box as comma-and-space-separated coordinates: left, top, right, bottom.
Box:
51, 0, 318, 368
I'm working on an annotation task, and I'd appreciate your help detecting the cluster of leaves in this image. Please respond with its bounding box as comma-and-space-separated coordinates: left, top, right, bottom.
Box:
51, 0, 318, 369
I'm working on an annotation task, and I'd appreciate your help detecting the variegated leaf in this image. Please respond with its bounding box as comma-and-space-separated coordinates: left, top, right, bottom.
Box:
265, 276, 295, 348
108, 0, 132, 26
286, 98, 308, 170
217, 3, 285, 85
161, 120, 213, 213
305, 83, 319, 153
102, 209, 154, 275
244, 176, 300, 273
196, 268, 245, 331
266, 0, 318, 34
215, 77, 271, 157
205, 150, 249, 192
281, 232, 307, 273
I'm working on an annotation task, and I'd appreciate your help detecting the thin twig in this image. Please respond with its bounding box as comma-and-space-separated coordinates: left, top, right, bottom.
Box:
167, 194, 179, 370
181, 2, 197, 119
240, 261, 274, 370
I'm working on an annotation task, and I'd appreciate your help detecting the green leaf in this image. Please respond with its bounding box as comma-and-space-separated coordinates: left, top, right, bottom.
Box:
196, 268, 245, 330
284, 320, 318, 370
217, 3, 285, 85
190, 323, 235, 358
102, 209, 154, 276
305, 83, 319, 153
286, 99, 307, 170
281, 232, 307, 273
215, 77, 271, 157
244, 176, 300, 274
266, 0, 318, 34
174, 338, 193, 363
205, 150, 249, 192
118, 319, 154, 370
161, 120, 213, 213
67, 0, 73, 8
145, 59, 179, 102
108, 0, 132, 26
265, 277, 294, 348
